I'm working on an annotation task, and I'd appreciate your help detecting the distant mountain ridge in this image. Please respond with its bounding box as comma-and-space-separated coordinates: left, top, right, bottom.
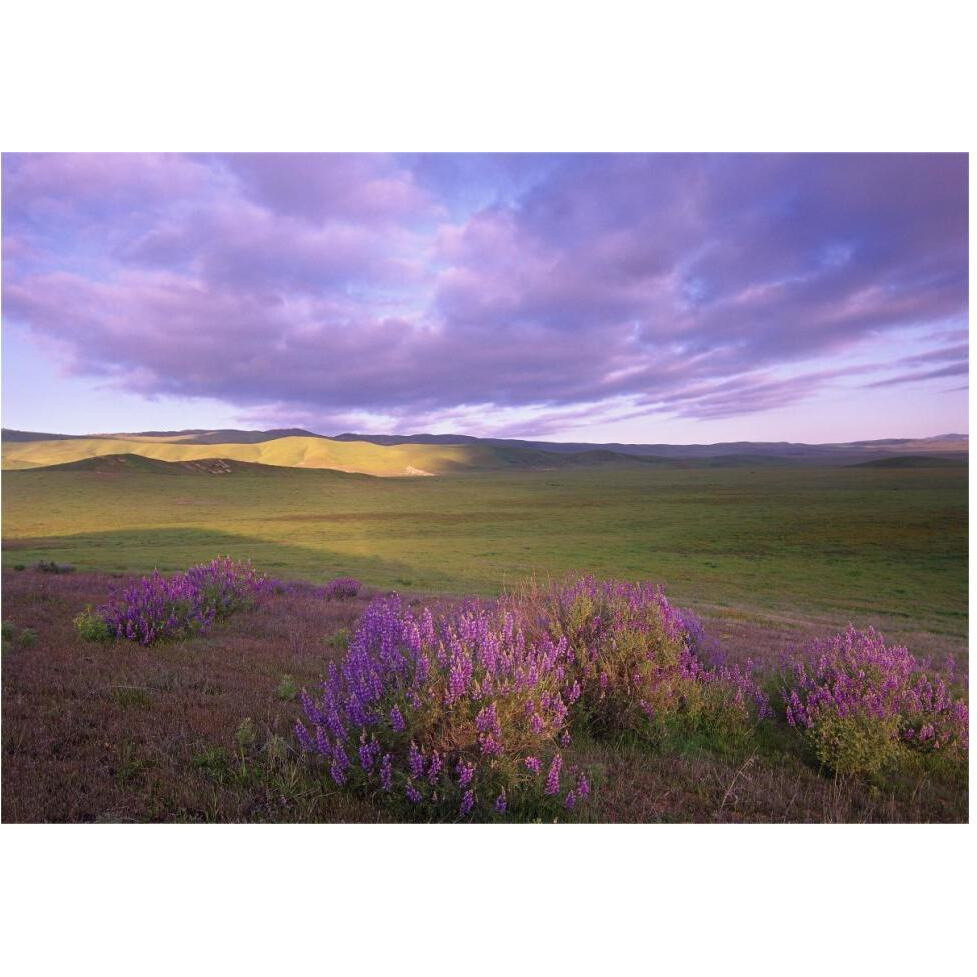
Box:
332, 431, 969, 459
1, 427, 967, 476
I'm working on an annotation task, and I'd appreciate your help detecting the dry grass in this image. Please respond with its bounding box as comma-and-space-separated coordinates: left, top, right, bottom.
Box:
1, 569, 386, 822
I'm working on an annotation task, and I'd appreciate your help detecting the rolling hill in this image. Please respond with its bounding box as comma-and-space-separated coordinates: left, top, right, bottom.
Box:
334, 431, 970, 461
1, 427, 967, 476
849, 454, 969, 469
0, 433, 669, 476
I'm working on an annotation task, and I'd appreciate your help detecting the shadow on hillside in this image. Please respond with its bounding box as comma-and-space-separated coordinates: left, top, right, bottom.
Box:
0, 526, 435, 589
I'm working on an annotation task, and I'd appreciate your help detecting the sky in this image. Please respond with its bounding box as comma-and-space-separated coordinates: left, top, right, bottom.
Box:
0, 152, 968, 443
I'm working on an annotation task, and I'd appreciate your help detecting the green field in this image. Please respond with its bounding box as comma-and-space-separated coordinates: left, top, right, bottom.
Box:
1, 462, 967, 645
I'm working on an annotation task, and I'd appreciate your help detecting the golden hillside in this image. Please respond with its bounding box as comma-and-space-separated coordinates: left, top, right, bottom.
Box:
0, 435, 510, 477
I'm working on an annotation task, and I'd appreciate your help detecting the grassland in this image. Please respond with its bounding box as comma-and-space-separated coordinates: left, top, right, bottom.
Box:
1, 462, 967, 662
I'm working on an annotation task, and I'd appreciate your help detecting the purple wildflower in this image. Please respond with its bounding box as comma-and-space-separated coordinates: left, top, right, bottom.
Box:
545, 754, 562, 796
408, 741, 425, 779
456, 760, 475, 788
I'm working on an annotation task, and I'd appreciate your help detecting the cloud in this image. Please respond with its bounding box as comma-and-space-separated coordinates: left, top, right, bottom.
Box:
217, 153, 438, 226
1, 153, 968, 435
867, 361, 968, 388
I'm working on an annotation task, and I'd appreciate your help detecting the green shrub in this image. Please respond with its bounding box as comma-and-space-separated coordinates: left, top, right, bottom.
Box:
326, 627, 350, 651
276, 674, 298, 701
17, 627, 37, 648
783, 627, 969, 776
514, 577, 768, 745
192, 745, 231, 781
808, 712, 900, 775
234, 717, 259, 751
74, 607, 113, 643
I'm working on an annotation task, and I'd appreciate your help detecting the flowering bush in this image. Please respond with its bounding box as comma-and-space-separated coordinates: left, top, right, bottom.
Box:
324, 577, 362, 599
295, 575, 780, 818
85, 557, 273, 645
783, 626, 968, 775
513, 576, 769, 744
295, 595, 590, 818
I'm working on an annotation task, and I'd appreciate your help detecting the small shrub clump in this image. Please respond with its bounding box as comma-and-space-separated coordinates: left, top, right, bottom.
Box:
783, 626, 968, 775
3, 621, 38, 650
90, 556, 273, 645
295, 594, 588, 818
234, 717, 259, 752
17, 627, 37, 648
324, 577, 361, 599
74, 607, 113, 643
32, 560, 75, 574
276, 674, 298, 701
326, 627, 351, 650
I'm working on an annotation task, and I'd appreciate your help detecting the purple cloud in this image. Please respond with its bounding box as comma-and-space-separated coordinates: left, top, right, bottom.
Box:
1, 153, 968, 434
867, 362, 968, 388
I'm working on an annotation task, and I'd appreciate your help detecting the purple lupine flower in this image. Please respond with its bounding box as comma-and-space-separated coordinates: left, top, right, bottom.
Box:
545, 754, 562, 795
495, 790, 507, 814
389, 705, 406, 732
408, 741, 425, 779
524, 756, 541, 775
359, 738, 378, 772
480, 734, 502, 757
294, 721, 313, 752
459, 790, 475, 816
475, 702, 500, 735
456, 760, 475, 788
379, 754, 393, 791
405, 780, 422, 803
